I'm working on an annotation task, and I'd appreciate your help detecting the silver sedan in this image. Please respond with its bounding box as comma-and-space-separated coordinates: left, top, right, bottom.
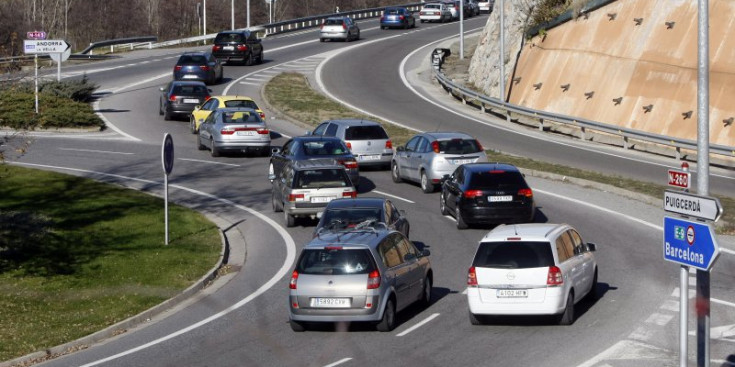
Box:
197, 107, 271, 157
319, 16, 360, 42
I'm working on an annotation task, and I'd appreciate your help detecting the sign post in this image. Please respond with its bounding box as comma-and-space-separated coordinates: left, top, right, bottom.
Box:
23, 39, 71, 104
162, 133, 174, 245
25, 31, 46, 114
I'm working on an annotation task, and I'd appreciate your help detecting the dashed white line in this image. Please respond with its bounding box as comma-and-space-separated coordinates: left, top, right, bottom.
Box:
644, 313, 674, 326
177, 158, 240, 167
372, 190, 414, 203
323, 358, 352, 367
59, 148, 134, 155
239, 82, 261, 86
396, 313, 440, 337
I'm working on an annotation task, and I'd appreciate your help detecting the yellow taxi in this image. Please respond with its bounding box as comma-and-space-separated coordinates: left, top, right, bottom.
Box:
189, 95, 266, 133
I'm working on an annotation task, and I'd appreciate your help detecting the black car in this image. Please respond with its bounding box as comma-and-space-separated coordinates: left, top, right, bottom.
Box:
159, 81, 211, 121
439, 163, 535, 229
313, 197, 410, 238
173, 51, 223, 85
269, 136, 360, 188
212, 30, 264, 66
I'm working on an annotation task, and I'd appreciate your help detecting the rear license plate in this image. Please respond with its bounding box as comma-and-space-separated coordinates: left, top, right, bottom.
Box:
489, 195, 513, 202
183, 75, 198, 79
311, 298, 351, 308
223, 46, 234, 50
359, 155, 381, 161
183, 98, 199, 104
452, 159, 474, 164
497, 289, 528, 298
236, 131, 254, 136
311, 196, 335, 203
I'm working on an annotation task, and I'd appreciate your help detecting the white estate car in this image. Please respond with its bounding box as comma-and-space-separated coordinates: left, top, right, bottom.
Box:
419, 3, 452, 23
478, 0, 494, 13
466, 223, 598, 325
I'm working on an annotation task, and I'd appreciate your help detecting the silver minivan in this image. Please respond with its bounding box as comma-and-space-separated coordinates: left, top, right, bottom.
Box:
289, 227, 432, 332
392, 131, 488, 193
312, 119, 393, 169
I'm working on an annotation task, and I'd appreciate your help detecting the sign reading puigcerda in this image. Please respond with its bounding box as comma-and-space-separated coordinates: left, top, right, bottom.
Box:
663, 216, 720, 271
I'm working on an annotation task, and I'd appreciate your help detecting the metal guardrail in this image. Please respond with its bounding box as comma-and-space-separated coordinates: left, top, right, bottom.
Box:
433, 68, 735, 159
81, 36, 157, 54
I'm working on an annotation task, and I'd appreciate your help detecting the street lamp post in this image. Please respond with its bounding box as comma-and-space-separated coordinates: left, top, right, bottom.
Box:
231, 0, 235, 29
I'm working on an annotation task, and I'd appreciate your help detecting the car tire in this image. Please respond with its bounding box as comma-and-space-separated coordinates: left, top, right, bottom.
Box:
196, 134, 206, 151
469, 311, 483, 325
320, 38, 325, 42
210, 138, 220, 157
285, 211, 295, 227
440, 191, 449, 215
245, 52, 254, 66
376, 298, 396, 332
586, 269, 599, 302
404, 224, 410, 239
420, 19, 425, 23
190, 117, 197, 134
272, 191, 283, 212
159, 101, 164, 116
456, 205, 468, 229
420, 276, 432, 307
420, 171, 434, 193
163, 107, 172, 121
356, 31, 360, 40
381, 26, 386, 30
289, 319, 306, 332
557, 292, 575, 325
257, 51, 264, 64
391, 162, 403, 183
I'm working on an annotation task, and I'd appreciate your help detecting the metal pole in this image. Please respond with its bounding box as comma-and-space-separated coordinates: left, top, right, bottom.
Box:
499, 0, 505, 102
696, 1, 710, 366
247, 0, 251, 28
231, 0, 235, 29
459, 0, 464, 60
34, 54, 39, 114
203, 0, 207, 36
680, 161, 690, 367
57, 55, 61, 81
165, 173, 169, 245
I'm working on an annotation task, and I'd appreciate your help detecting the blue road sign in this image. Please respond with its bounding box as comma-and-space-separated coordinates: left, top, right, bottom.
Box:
663, 216, 720, 271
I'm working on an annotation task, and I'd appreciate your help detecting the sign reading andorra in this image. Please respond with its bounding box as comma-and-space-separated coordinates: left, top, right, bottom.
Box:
23, 40, 70, 54
663, 216, 720, 271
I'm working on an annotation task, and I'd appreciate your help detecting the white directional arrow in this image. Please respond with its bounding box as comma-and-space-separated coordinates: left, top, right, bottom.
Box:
23, 39, 70, 54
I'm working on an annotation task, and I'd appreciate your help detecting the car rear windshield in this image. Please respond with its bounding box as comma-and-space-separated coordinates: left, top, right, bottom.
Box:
473, 241, 554, 269
222, 111, 262, 124
214, 33, 245, 43
296, 248, 376, 275
178, 55, 207, 65
321, 208, 382, 230
325, 18, 345, 25
303, 141, 348, 155
438, 138, 482, 154
425, 4, 441, 9
385, 8, 401, 14
345, 126, 388, 140
224, 100, 259, 109
295, 169, 351, 189
467, 171, 526, 189
172, 85, 209, 96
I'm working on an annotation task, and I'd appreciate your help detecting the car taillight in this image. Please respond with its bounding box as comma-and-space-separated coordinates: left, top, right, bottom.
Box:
339, 159, 358, 169
257, 128, 269, 135
431, 140, 440, 153
467, 267, 478, 287
288, 193, 305, 202
518, 188, 533, 198
237, 45, 248, 51
169, 95, 177, 101
220, 128, 235, 135
385, 140, 393, 149
342, 191, 357, 198
380, 16, 385, 21
320, 23, 325, 29
204, 96, 211, 101
212, 45, 221, 51
174, 65, 182, 71
259, 111, 266, 119
464, 190, 483, 198
342, 23, 347, 30
420, 11, 425, 15
399, 15, 405, 20
345, 142, 352, 150
547, 266, 563, 286
367, 270, 381, 289
476, 139, 484, 151
200, 65, 210, 71
289, 270, 299, 289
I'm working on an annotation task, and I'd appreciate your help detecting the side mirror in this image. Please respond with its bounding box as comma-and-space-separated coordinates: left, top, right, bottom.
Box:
420, 249, 431, 257
440, 174, 451, 183
403, 253, 417, 262
268, 174, 276, 181
159, 87, 165, 92
305, 130, 312, 136
587, 243, 597, 252
271, 146, 282, 154
396, 146, 405, 152
194, 105, 201, 111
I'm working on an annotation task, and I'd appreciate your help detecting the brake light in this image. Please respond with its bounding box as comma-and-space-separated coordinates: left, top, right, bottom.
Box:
325, 246, 343, 250
220, 128, 235, 135
342, 191, 357, 198
169, 95, 177, 101
489, 170, 505, 174
506, 237, 522, 241
367, 270, 381, 289
288, 193, 305, 202
289, 270, 299, 289
518, 188, 533, 198
212, 45, 221, 51
345, 142, 352, 150
174, 65, 182, 71
259, 111, 266, 119
464, 190, 483, 198
257, 128, 269, 135
385, 140, 392, 149
237, 45, 247, 51
467, 267, 478, 287
547, 266, 563, 286
342, 23, 347, 30
476, 139, 484, 151
399, 15, 405, 20
339, 159, 358, 169
200, 65, 210, 71
431, 140, 440, 153
204, 96, 211, 101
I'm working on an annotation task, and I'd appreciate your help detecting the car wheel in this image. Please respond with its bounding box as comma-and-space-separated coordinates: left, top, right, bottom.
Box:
289, 319, 306, 332
320, 38, 325, 42
163, 107, 172, 121
440, 191, 449, 215
285, 211, 295, 227
420, 276, 432, 307
557, 292, 575, 325
404, 224, 410, 239
159, 101, 164, 116
586, 269, 599, 302
456, 205, 468, 229
391, 162, 403, 183
469, 311, 483, 325
355, 30, 360, 40
376, 298, 396, 332
190, 117, 197, 134
245, 52, 254, 66
381, 26, 386, 30
272, 191, 282, 212
210, 138, 220, 157
420, 19, 425, 23
257, 51, 264, 64
404, 22, 409, 29
196, 134, 206, 151
420, 171, 434, 193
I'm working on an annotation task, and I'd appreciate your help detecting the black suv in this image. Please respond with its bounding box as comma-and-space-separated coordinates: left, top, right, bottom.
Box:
439, 163, 536, 228
212, 30, 264, 65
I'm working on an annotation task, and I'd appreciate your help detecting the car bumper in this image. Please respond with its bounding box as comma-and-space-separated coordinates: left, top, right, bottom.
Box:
167, 104, 198, 115
284, 203, 328, 217
289, 295, 382, 322
214, 140, 270, 151
420, 15, 442, 21
467, 287, 566, 316
213, 51, 247, 61
380, 20, 407, 28
459, 204, 535, 224
355, 153, 392, 167
320, 32, 349, 40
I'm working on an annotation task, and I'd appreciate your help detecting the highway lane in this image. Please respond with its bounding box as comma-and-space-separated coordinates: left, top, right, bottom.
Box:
5, 15, 733, 367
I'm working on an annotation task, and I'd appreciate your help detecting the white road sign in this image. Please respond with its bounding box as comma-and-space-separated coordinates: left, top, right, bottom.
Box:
23, 39, 70, 54
663, 190, 723, 222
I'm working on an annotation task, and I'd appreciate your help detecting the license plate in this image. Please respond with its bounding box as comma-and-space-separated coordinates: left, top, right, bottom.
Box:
497, 289, 528, 298
236, 131, 254, 136
223, 46, 234, 50
359, 155, 380, 161
311, 298, 351, 308
311, 196, 335, 203
183, 75, 198, 79
452, 159, 474, 164
489, 195, 513, 202
183, 98, 199, 104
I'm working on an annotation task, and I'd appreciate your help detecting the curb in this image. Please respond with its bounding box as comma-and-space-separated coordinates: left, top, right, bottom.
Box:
1, 212, 232, 367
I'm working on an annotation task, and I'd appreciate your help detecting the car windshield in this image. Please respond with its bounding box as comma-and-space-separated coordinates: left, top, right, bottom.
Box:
320, 208, 383, 231
345, 125, 388, 140
224, 100, 259, 109
385, 8, 400, 15
214, 33, 244, 43
473, 241, 554, 269
325, 19, 344, 25
438, 138, 481, 154
303, 141, 348, 155
172, 85, 209, 96
296, 169, 350, 188
178, 55, 207, 65
425, 4, 441, 9
222, 111, 262, 124
467, 171, 526, 189
296, 248, 376, 275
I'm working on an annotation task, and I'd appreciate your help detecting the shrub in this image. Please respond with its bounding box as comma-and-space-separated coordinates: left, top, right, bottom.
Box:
0, 91, 103, 129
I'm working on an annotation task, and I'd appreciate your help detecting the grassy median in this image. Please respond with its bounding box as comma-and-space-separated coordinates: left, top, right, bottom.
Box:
0, 165, 221, 361
263, 72, 734, 234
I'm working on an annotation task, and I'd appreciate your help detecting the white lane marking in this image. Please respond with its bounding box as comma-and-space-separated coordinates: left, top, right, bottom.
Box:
372, 190, 415, 204
714, 360, 735, 366
239, 82, 261, 86
644, 313, 674, 326
713, 297, 735, 309
461, 288, 468, 294
59, 148, 134, 155
660, 300, 680, 312
92, 99, 141, 142
178, 158, 241, 167
112, 72, 170, 93
12, 162, 297, 367
398, 37, 735, 183
323, 358, 352, 367
396, 313, 440, 337
723, 248, 735, 255
628, 326, 653, 342
575, 340, 670, 367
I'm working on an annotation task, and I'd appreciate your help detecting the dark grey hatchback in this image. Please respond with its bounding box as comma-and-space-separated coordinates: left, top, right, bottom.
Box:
173, 52, 223, 85
313, 197, 410, 238
159, 81, 211, 121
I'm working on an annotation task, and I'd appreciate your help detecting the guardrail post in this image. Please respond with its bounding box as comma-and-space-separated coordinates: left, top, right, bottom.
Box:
148, 42, 152, 49
675, 147, 681, 161
481, 103, 488, 113
623, 136, 629, 149
581, 126, 587, 141
539, 118, 544, 131
110, 45, 114, 53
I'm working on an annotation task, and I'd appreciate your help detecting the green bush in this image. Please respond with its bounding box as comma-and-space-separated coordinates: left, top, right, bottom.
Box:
530, 0, 572, 29
0, 91, 103, 129
6, 75, 98, 102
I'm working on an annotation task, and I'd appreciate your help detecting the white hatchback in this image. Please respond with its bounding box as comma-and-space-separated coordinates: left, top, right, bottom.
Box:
466, 223, 598, 325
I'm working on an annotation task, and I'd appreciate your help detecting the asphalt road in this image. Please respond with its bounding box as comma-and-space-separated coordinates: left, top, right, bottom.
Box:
5, 14, 734, 367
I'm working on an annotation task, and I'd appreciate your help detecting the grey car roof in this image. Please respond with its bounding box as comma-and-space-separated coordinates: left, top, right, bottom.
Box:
480, 223, 570, 242
306, 228, 395, 249
420, 131, 476, 140
324, 119, 383, 127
